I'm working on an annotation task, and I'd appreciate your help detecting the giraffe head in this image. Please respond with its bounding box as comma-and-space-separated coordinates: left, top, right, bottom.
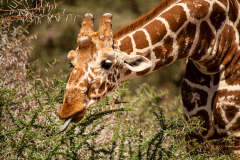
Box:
59, 13, 152, 131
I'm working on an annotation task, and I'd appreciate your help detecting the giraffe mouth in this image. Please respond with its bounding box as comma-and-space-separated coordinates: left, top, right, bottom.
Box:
59, 116, 73, 132
59, 106, 87, 132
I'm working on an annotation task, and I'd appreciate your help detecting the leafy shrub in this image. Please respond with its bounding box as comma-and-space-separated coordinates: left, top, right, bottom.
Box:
1, 79, 237, 159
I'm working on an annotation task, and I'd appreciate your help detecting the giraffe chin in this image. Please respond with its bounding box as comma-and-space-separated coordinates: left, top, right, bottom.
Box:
59, 108, 86, 132
60, 116, 73, 132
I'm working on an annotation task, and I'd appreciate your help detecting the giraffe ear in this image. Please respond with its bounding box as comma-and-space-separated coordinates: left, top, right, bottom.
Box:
123, 55, 152, 72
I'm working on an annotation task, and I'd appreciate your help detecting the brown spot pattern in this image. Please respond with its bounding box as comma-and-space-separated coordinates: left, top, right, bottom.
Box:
213, 72, 220, 86
68, 68, 83, 86
153, 36, 174, 71
98, 81, 106, 94
93, 97, 101, 102
206, 25, 237, 73
88, 73, 93, 80
190, 21, 215, 61
233, 136, 240, 151
124, 69, 132, 76
224, 50, 240, 85
213, 107, 227, 129
183, 60, 211, 88
132, 31, 149, 49
136, 68, 151, 76
113, 0, 179, 39
108, 74, 112, 81
237, 21, 240, 42
210, 3, 226, 31
112, 75, 116, 83
177, 22, 197, 60
117, 73, 120, 80
181, 80, 208, 112
224, 105, 239, 122
153, 56, 173, 71
225, 63, 240, 85
137, 50, 152, 60
119, 36, 133, 55
90, 67, 98, 75
107, 85, 115, 93
161, 5, 187, 32
213, 90, 240, 129
87, 80, 100, 97
144, 20, 167, 45
228, 0, 238, 22
106, 83, 110, 91
179, 0, 210, 20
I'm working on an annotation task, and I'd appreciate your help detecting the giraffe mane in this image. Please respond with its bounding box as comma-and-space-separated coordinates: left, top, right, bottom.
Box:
113, 0, 179, 40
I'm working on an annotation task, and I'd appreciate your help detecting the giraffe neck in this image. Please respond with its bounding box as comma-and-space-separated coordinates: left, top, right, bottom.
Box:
114, 0, 239, 82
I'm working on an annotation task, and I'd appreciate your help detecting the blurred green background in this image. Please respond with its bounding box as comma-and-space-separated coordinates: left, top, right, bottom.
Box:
8, 0, 186, 97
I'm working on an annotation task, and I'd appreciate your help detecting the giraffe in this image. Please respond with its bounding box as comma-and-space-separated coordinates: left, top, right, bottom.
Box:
59, 0, 240, 155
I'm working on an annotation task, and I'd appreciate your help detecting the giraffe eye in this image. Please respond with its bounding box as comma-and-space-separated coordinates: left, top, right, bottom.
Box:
69, 62, 74, 68
101, 60, 112, 70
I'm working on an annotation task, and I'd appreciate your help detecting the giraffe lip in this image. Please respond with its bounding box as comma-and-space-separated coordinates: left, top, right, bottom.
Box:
59, 116, 73, 132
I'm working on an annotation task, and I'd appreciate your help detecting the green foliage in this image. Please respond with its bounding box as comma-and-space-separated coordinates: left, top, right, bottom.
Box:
0, 76, 238, 159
